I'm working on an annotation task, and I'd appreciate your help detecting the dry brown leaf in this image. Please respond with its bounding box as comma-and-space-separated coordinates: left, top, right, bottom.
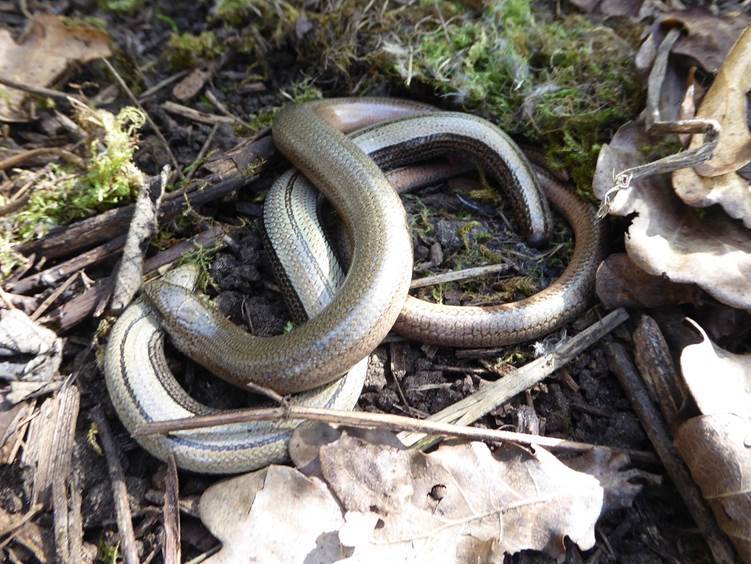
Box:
676, 415, 751, 563
680, 319, 751, 418
675, 320, 751, 562
200, 432, 605, 563
689, 24, 751, 177
594, 121, 751, 310
0, 15, 111, 122
663, 9, 751, 75
673, 166, 751, 229
595, 253, 704, 309
0, 309, 62, 383
172, 65, 214, 102
199, 466, 347, 564
563, 448, 661, 514
321, 434, 602, 561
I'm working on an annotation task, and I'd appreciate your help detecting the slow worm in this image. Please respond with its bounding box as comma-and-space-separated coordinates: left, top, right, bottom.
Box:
144, 99, 553, 394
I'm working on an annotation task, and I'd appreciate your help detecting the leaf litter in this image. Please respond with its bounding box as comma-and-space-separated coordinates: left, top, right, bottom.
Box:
199, 424, 655, 563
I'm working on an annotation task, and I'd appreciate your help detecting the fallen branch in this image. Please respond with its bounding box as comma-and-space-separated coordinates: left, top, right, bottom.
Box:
134, 404, 657, 465
44, 225, 226, 331
15, 153, 270, 260
7, 234, 127, 294
162, 101, 235, 126
91, 407, 139, 564
605, 341, 737, 564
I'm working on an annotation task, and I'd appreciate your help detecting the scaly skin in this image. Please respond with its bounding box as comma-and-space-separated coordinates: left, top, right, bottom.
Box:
144, 99, 554, 394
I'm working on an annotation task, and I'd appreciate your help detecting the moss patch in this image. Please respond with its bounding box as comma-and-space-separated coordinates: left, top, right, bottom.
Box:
168, 31, 224, 69
12, 105, 145, 242
380, 2, 642, 198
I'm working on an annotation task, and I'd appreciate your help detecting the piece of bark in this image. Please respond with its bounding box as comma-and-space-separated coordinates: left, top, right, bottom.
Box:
20, 384, 79, 506
595, 253, 704, 309
606, 341, 737, 564
632, 315, 686, 433
162, 454, 181, 564
110, 167, 167, 313
44, 226, 226, 331
90, 407, 139, 564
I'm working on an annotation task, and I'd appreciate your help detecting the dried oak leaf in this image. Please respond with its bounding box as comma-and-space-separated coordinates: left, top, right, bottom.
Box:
595, 252, 704, 309
680, 319, 751, 418
663, 9, 751, 75
199, 466, 347, 564
671, 24, 751, 225
0, 14, 111, 122
674, 320, 751, 562
594, 121, 751, 310
689, 23, 751, 177
673, 167, 751, 228
321, 434, 602, 562
563, 448, 661, 514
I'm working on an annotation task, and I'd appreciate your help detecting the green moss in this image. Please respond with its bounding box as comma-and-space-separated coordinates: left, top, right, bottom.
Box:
13, 106, 145, 241
168, 32, 224, 69
177, 242, 221, 292
0, 234, 27, 280
98, 0, 142, 13
242, 80, 322, 137
62, 16, 108, 30
378, 1, 643, 198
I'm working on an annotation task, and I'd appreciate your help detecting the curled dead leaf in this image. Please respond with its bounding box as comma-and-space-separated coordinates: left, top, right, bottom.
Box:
680, 319, 751, 418
594, 121, 751, 310
688, 24, 751, 178
0, 14, 111, 122
676, 320, 751, 562
675, 414, 751, 563
673, 167, 751, 228
662, 9, 751, 75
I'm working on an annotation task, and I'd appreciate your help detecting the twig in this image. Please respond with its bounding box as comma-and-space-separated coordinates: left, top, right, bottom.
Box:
410, 263, 511, 289
185, 123, 218, 181
185, 545, 222, 564
100, 58, 181, 176
598, 29, 720, 218
162, 101, 235, 126
30, 271, 79, 320
139, 71, 189, 101
401, 308, 630, 449
45, 225, 227, 331
7, 234, 127, 294
0, 504, 43, 550
134, 404, 657, 464
605, 341, 737, 564
162, 454, 181, 564
90, 407, 139, 564
0, 75, 79, 102
0, 148, 85, 171
205, 90, 253, 129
